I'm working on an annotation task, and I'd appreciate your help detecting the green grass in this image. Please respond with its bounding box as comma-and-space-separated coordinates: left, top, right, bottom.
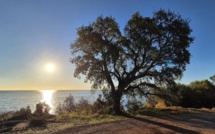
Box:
6, 106, 215, 134
56, 113, 125, 125
0, 111, 15, 121
136, 108, 168, 117
15, 113, 125, 134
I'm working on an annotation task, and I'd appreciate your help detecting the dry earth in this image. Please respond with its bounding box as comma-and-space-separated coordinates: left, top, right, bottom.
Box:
53, 112, 215, 134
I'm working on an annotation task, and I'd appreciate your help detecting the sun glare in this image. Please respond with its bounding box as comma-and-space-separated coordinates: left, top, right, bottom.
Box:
45, 63, 55, 72
40, 90, 55, 113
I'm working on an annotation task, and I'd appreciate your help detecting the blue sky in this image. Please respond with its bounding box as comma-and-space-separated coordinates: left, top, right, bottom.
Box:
0, 0, 215, 90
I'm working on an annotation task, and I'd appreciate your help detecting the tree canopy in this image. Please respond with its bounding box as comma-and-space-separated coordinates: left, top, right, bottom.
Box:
171, 80, 215, 108
70, 9, 194, 114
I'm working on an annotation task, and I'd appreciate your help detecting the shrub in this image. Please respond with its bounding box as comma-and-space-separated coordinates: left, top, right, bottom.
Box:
0, 111, 15, 122
155, 99, 167, 109
10, 106, 31, 120
126, 97, 143, 113
56, 103, 64, 114
145, 95, 158, 108
168, 81, 215, 108
92, 94, 107, 114
29, 102, 51, 127
76, 97, 92, 115
101, 88, 113, 106
29, 116, 47, 127
34, 102, 50, 116
56, 94, 93, 115
92, 89, 114, 114
63, 94, 76, 113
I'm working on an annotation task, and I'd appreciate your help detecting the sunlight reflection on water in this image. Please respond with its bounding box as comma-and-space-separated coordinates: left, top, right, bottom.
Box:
0, 90, 102, 113
40, 90, 55, 114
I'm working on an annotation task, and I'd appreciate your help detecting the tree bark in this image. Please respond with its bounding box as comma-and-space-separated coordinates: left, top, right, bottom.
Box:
113, 96, 122, 115
112, 86, 123, 115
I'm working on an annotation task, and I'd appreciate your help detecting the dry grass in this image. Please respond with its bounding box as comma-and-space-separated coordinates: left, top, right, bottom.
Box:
2, 107, 215, 134
11, 114, 125, 134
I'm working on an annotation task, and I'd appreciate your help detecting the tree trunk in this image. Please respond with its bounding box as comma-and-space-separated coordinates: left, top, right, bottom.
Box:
112, 86, 124, 115
113, 96, 122, 115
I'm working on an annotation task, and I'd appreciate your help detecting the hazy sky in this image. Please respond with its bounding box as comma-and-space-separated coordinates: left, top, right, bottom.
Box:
0, 0, 215, 90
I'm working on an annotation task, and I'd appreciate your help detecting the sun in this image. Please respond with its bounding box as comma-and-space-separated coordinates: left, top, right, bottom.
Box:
45, 63, 55, 72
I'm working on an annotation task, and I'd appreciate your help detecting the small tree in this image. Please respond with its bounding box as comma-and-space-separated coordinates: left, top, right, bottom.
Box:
30, 102, 51, 127
34, 102, 50, 116
76, 97, 92, 115
56, 103, 64, 114
210, 75, 215, 84
63, 93, 76, 113
71, 9, 194, 114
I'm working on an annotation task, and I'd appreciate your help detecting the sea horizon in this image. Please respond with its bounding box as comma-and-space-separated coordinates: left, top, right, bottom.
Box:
0, 90, 102, 113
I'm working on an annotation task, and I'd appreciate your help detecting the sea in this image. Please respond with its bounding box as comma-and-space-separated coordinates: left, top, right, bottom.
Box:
0, 90, 102, 113
0, 90, 145, 113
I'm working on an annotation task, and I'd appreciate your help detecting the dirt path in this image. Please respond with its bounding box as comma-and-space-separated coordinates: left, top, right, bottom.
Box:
53, 112, 215, 134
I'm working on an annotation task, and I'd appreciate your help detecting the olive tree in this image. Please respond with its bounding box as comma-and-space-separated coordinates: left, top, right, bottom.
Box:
70, 10, 194, 114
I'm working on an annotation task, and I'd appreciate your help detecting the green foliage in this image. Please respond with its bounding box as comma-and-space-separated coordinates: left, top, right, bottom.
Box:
34, 102, 50, 116
145, 95, 158, 108
92, 89, 116, 114
56, 94, 77, 114
92, 95, 105, 113
71, 9, 193, 114
154, 79, 215, 108
18, 106, 31, 115
0, 111, 15, 121
210, 75, 215, 83
56, 91, 115, 115
137, 108, 168, 117
76, 97, 92, 115
126, 97, 143, 113
92, 94, 112, 114
56, 94, 93, 115
187, 80, 215, 108
144, 86, 177, 108
29, 116, 47, 127
101, 88, 113, 106
11, 106, 31, 120
55, 113, 124, 129
29, 102, 51, 127
56, 103, 64, 114
62, 93, 76, 113
0, 106, 32, 122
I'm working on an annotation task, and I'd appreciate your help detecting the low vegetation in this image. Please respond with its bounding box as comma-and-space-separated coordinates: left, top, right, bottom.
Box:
145, 78, 215, 109
0, 91, 123, 133
1, 76, 215, 133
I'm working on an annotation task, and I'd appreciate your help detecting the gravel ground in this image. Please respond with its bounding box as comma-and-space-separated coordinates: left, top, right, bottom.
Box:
53, 112, 215, 134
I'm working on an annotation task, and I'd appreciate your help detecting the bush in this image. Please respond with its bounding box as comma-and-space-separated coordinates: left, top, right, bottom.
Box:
55, 94, 76, 114
10, 106, 31, 120
56, 90, 114, 115
56, 103, 64, 114
63, 94, 76, 113
0, 111, 15, 122
169, 80, 215, 108
126, 97, 143, 113
92, 89, 114, 114
76, 97, 92, 115
155, 99, 167, 109
148, 79, 215, 109
29, 116, 47, 127
56, 94, 93, 115
92, 94, 107, 114
29, 102, 51, 127
145, 95, 158, 108
34, 102, 50, 116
